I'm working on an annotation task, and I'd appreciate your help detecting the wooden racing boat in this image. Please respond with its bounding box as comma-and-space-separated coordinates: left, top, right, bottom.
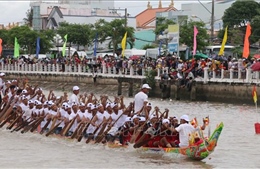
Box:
139, 122, 224, 160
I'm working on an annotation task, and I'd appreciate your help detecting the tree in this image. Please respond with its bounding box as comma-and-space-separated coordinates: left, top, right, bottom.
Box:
8, 26, 38, 54
142, 44, 158, 50
179, 21, 209, 51
154, 17, 175, 36
23, 8, 33, 27
57, 22, 93, 50
222, 0, 260, 44
94, 19, 135, 55
0, 29, 10, 47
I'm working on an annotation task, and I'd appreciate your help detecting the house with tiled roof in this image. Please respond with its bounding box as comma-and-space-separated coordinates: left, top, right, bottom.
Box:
136, 0, 177, 30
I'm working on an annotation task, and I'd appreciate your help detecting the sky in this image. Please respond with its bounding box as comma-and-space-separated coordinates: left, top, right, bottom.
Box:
0, 0, 213, 25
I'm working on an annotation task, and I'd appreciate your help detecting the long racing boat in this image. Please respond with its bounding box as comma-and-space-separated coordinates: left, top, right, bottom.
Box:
139, 122, 224, 160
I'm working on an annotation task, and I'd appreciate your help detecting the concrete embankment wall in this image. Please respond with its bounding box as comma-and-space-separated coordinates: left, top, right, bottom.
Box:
5, 73, 256, 105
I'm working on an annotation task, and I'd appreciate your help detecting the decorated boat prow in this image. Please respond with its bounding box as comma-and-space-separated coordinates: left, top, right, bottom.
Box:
140, 122, 224, 160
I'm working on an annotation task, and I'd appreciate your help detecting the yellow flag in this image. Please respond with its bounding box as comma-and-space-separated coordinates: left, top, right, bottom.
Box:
121, 32, 127, 57
218, 26, 228, 56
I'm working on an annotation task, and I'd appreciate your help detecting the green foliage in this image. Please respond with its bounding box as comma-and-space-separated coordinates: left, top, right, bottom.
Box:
154, 17, 175, 35
142, 44, 158, 50
92, 19, 135, 54
179, 20, 209, 51
57, 22, 93, 50
222, 0, 260, 45
23, 8, 33, 27
222, 0, 260, 28
145, 69, 157, 96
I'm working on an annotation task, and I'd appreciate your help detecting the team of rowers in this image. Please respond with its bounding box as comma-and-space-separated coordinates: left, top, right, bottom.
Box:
0, 73, 209, 148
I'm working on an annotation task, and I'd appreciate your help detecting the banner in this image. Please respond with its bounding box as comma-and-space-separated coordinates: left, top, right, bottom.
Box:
14, 37, 20, 58
0, 38, 2, 55
121, 32, 127, 57
168, 24, 179, 55
219, 26, 228, 56
62, 34, 68, 57
36, 37, 40, 58
243, 23, 251, 59
193, 26, 198, 56
93, 33, 98, 57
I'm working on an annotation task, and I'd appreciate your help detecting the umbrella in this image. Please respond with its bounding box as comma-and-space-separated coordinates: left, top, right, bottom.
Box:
194, 53, 209, 59
253, 54, 260, 59
130, 55, 140, 60
251, 62, 260, 71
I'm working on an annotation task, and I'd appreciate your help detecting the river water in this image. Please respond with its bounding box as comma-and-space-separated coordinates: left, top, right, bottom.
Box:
0, 93, 260, 168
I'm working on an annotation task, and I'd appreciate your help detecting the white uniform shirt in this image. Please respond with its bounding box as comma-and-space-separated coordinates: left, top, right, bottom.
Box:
69, 94, 79, 106
134, 91, 148, 114
175, 123, 199, 147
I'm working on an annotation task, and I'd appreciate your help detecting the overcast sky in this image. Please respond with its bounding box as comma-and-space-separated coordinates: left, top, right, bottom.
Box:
0, 0, 212, 25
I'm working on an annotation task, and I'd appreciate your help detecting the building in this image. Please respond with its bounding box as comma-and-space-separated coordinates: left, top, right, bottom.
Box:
135, 0, 177, 30
30, 0, 136, 31
181, 1, 235, 31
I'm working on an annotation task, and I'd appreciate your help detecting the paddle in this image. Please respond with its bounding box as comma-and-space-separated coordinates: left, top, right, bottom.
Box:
94, 119, 108, 143
95, 111, 125, 144
133, 126, 168, 148
21, 117, 42, 133
30, 115, 46, 132
40, 118, 51, 134
45, 120, 64, 137
0, 113, 15, 128
6, 114, 22, 130
85, 120, 105, 144
70, 122, 83, 139
60, 115, 77, 136
11, 117, 31, 132
77, 114, 96, 142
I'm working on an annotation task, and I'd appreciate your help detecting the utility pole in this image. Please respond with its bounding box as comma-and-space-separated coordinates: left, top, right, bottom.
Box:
210, 0, 215, 44
108, 8, 128, 28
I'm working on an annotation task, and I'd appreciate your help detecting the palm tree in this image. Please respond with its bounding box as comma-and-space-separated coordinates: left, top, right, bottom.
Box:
23, 8, 33, 27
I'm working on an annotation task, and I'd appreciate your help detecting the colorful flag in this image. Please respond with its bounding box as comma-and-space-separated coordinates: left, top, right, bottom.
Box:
93, 33, 98, 57
243, 23, 251, 59
121, 32, 127, 57
193, 26, 198, 56
62, 34, 68, 57
14, 37, 20, 58
36, 37, 40, 58
0, 38, 2, 55
252, 85, 257, 104
218, 26, 228, 56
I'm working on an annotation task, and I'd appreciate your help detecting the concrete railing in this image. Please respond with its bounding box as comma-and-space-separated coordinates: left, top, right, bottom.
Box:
1, 63, 259, 84
198, 67, 260, 84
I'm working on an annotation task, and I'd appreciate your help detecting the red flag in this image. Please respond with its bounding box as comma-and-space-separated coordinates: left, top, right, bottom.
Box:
243, 23, 251, 59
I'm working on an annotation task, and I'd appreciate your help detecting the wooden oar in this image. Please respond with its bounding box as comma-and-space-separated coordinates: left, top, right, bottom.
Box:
0, 113, 15, 128
21, 117, 41, 133
129, 118, 150, 144
30, 115, 46, 132
70, 122, 83, 139
85, 120, 104, 144
133, 128, 167, 148
11, 117, 31, 132
77, 114, 96, 142
95, 112, 125, 144
0, 104, 15, 123
45, 120, 64, 137
60, 116, 77, 136
40, 118, 51, 134
94, 120, 108, 143
6, 114, 22, 130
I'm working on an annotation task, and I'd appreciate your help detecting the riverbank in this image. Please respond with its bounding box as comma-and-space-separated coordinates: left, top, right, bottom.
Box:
4, 72, 256, 105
